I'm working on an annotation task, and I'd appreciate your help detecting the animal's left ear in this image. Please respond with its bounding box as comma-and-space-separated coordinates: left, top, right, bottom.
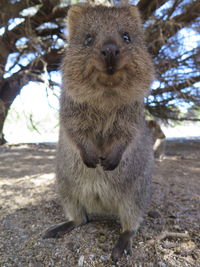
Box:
129, 5, 142, 25
147, 120, 157, 128
67, 4, 88, 40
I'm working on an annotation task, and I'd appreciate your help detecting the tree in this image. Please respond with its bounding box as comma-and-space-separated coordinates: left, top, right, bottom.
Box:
0, 0, 199, 144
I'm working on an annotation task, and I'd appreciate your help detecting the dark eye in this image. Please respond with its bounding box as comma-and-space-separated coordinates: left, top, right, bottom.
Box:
84, 34, 93, 46
122, 32, 131, 43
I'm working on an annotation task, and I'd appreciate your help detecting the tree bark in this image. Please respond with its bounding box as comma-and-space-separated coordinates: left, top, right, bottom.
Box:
138, 0, 166, 21
0, 99, 7, 144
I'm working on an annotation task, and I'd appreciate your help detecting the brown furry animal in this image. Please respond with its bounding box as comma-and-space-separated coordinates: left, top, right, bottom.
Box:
147, 120, 166, 160
43, 4, 154, 261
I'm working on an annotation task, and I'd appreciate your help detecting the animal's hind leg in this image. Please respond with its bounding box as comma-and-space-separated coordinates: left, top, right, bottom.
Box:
111, 206, 143, 262
43, 220, 76, 238
43, 203, 89, 239
111, 230, 135, 262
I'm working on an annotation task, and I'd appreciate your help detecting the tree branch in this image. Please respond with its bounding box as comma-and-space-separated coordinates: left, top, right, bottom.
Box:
152, 76, 200, 96
0, 2, 68, 61
147, 0, 200, 56
138, 0, 166, 21
0, 47, 63, 107
0, 0, 41, 27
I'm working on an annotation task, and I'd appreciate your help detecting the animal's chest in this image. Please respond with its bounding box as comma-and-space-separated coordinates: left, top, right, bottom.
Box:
85, 110, 117, 139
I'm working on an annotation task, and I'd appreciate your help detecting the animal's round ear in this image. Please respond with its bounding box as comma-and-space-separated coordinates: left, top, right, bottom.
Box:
68, 4, 85, 24
147, 120, 157, 128
67, 4, 88, 40
129, 5, 142, 25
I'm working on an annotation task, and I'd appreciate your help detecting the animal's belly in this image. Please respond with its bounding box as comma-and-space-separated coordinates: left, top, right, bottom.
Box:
75, 165, 118, 215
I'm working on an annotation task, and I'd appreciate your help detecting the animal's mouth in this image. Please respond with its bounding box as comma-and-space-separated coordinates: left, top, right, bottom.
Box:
97, 76, 122, 88
97, 78, 118, 87
95, 69, 124, 88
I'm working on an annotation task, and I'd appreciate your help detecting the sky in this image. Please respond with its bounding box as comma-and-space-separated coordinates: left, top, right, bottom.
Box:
4, 81, 60, 143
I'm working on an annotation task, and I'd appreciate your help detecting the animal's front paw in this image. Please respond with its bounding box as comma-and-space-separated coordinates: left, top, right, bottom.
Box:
81, 152, 99, 168
100, 142, 127, 171
79, 144, 99, 168
100, 152, 122, 171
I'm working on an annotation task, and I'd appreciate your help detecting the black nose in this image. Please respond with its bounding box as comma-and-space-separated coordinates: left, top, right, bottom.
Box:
101, 42, 120, 75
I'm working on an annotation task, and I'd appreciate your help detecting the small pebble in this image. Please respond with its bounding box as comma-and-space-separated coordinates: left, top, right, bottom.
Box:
174, 225, 181, 230
158, 261, 167, 267
78, 255, 84, 267
89, 253, 96, 259
100, 255, 109, 261
86, 226, 97, 233
98, 234, 106, 243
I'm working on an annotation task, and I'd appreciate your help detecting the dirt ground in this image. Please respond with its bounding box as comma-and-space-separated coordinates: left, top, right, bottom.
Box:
0, 139, 199, 267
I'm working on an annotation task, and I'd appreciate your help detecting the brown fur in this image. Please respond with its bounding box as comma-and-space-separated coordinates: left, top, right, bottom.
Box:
45, 4, 155, 261
147, 120, 166, 160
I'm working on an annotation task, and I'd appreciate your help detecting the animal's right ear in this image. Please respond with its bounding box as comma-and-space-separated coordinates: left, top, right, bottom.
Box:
129, 5, 143, 29
147, 120, 156, 128
67, 4, 87, 40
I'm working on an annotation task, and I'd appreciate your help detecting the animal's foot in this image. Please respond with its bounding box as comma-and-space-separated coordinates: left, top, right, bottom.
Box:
111, 230, 134, 262
42, 221, 75, 238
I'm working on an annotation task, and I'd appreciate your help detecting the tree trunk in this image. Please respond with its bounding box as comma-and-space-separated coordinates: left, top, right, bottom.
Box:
0, 99, 7, 144
0, 74, 25, 145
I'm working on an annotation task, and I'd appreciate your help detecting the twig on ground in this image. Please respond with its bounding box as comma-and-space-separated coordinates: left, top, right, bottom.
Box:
148, 231, 190, 245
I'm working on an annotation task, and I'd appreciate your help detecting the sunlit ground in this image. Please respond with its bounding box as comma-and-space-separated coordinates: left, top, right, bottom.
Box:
0, 173, 55, 214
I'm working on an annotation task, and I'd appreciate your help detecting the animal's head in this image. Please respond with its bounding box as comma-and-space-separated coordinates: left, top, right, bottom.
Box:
62, 4, 154, 109
147, 120, 166, 141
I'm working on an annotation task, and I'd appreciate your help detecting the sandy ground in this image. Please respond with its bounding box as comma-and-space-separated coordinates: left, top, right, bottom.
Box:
0, 140, 200, 267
